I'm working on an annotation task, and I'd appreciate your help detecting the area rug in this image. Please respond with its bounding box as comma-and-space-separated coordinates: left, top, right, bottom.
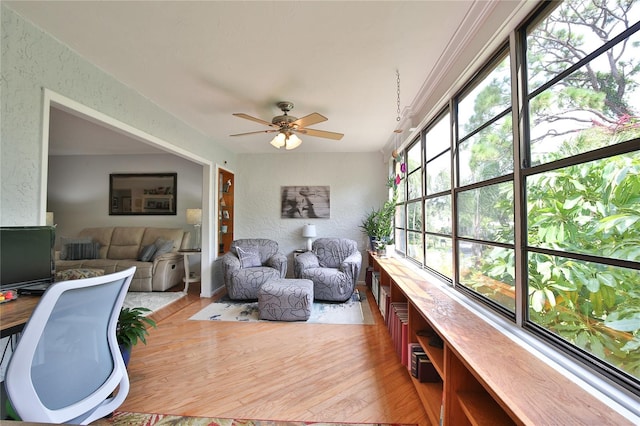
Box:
96, 411, 413, 426
124, 292, 185, 315
189, 289, 374, 325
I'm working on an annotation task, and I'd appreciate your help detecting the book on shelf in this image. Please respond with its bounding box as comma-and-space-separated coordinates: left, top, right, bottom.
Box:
388, 302, 404, 335
409, 343, 425, 375
387, 302, 409, 364
417, 356, 440, 383
365, 266, 374, 287
400, 319, 409, 366
412, 352, 428, 378
379, 285, 390, 321
371, 271, 380, 304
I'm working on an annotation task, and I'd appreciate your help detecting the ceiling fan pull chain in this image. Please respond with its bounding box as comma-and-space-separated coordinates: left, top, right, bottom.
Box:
396, 69, 401, 123
392, 70, 403, 159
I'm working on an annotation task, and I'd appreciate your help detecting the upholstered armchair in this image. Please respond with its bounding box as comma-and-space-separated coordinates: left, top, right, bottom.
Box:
221, 239, 287, 300
294, 238, 362, 302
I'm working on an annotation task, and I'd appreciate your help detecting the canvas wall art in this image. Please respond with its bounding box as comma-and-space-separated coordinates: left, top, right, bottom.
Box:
281, 186, 330, 219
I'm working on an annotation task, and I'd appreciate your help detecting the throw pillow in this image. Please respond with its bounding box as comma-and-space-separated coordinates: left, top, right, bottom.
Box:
59, 236, 93, 260
138, 244, 157, 262
62, 241, 101, 260
151, 238, 174, 260
236, 246, 261, 268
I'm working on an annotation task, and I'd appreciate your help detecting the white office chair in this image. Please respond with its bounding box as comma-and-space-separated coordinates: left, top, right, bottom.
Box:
5, 267, 136, 424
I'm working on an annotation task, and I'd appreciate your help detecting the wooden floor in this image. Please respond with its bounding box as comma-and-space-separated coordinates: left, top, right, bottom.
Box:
106, 284, 430, 425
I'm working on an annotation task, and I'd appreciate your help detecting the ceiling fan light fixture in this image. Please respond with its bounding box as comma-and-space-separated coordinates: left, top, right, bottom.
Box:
270, 132, 286, 149
285, 133, 302, 150
232, 101, 343, 148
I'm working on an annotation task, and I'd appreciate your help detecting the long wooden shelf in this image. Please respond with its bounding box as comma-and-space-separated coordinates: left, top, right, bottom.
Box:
457, 391, 513, 426
411, 376, 443, 425
368, 252, 635, 426
416, 334, 444, 378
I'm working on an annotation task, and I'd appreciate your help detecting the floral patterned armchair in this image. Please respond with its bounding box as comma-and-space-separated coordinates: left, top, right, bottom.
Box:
221, 239, 287, 300
293, 238, 362, 302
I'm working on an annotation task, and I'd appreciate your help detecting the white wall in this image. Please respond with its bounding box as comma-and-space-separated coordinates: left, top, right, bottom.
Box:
1, 6, 231, 296
0, 6, 235, 225
47, 153, 203, 244
235, 152, 387, 278
1, 6, 390, 292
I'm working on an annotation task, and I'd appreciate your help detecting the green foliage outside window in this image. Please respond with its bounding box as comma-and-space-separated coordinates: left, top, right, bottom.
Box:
448, 0, 640, 382
400, 0, 639, 385
526, 149, 640, 378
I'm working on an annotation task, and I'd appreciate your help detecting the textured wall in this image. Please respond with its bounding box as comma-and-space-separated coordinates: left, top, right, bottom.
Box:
0, 6, 234, 225
236, 152, 387, 278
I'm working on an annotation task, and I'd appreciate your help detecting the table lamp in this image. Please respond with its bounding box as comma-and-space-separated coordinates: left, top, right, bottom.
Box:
186, 208, 202, 249
302, 224, 317, 251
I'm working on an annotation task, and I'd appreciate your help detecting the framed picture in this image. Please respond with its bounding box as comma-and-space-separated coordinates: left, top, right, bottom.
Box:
281, 186, 330, 219
109, 173, 177, 215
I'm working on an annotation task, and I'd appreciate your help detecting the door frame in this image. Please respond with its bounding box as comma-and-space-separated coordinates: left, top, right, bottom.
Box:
41, 88, 216, 297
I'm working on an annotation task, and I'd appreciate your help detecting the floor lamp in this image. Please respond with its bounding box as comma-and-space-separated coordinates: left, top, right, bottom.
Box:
186, 208, 202, 250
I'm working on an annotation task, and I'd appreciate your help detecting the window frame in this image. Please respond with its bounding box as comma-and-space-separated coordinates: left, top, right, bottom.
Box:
390, 0, 640, 395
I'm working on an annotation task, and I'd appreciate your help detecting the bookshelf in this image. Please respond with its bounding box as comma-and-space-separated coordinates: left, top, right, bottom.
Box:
368, 252, 633, 426
218, 169, 234, 255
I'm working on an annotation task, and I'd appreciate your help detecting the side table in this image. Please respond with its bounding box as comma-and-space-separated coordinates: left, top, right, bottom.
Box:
178, 249, 201, 293
293, 249, 308, 258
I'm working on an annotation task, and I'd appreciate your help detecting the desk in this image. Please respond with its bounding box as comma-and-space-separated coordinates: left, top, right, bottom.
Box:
1, 296, 39, 369
178, 249, 201, 293
0, 296, 39, 338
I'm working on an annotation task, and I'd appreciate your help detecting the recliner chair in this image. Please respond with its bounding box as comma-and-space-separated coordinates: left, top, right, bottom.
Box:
5, 267, 135, 425
221, 238, 287, 300
294, 238, 362, 302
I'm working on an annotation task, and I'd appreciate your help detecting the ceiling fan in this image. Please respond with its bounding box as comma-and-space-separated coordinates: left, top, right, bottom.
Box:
231, 101, 344, 150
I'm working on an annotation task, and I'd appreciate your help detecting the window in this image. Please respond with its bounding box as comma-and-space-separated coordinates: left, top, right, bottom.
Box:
455, 51, 515, 312
524, 0, 640, 388
402, 139, 423, 262
424, 112, 452, 279
391, 0, 640, 393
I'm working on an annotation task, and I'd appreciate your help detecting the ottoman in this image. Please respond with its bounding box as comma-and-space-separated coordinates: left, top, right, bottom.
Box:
55, 268, 105, 281
258, 278, 314, 321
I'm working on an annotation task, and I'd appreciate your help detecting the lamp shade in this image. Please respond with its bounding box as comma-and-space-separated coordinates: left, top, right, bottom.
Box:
285, 133, 302, 150
186, 208, 202, 225
270, 133, 286, 149
302, 224, 317, 238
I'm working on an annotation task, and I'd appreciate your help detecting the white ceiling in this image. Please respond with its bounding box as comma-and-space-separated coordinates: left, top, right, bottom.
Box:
6, 1, 531, 156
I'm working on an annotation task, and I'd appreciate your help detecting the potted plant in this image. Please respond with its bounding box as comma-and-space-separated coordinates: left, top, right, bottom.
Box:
117, 307, 157, 366
360, 209, 380, 250
360, 176, 398, 254
375, 198, 396, 255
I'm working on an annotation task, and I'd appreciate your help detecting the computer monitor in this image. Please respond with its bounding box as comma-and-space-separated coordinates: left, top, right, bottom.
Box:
0, 226, 55, 290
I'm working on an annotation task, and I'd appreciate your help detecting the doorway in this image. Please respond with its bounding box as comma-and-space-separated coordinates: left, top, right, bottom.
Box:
42, 89, 215, 297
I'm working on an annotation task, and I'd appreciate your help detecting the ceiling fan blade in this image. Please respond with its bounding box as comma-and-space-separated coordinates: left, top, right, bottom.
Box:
297, 128, 344, 140
232, 113, 277, 128
230, 129, 278, 137
292, 113, 327, 128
